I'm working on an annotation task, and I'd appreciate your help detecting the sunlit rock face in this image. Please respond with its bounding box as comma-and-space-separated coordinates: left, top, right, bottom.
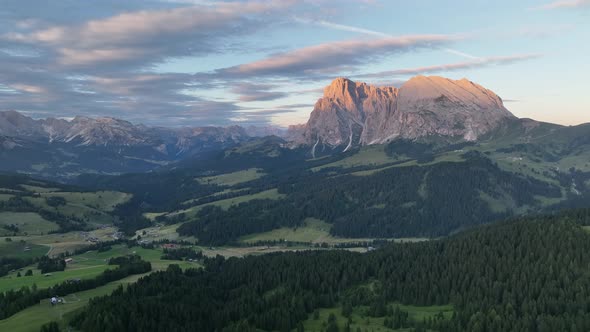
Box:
298, 76, 515, 150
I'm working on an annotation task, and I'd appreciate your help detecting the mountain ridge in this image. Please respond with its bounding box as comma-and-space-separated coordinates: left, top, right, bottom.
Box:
293, 75, 521, 153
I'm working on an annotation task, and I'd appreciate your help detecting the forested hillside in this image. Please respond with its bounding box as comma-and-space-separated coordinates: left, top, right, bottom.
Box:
73, 131, 590, 246
178, 153, 563, 244
71, 209, 590, 332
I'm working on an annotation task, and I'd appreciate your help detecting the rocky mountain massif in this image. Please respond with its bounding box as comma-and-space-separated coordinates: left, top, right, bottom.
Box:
293, 76, 518, 154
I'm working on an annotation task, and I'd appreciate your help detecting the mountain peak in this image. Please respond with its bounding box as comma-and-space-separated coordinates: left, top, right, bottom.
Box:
300, 75, 516, 149
399, 75, 509, 111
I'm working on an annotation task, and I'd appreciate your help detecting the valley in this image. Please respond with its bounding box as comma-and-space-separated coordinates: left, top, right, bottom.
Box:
0, 77, 589, 332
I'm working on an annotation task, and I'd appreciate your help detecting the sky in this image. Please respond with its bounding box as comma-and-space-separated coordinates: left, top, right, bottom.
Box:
0, 0, 588, 127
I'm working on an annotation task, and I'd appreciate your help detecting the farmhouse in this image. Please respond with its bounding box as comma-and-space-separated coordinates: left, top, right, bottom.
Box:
162, 243, 178, 249
65, 258, 74, 264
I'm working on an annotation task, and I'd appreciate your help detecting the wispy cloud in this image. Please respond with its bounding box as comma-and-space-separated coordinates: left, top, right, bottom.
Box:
232, 83, 289, 102
0, 1, 302, 126
219, 35, 458, 77
357, 54, 542, 78
3, 1, 298, 69
295, 17, 480, 60
532, 0, 590, 10
294, 17, 389, 37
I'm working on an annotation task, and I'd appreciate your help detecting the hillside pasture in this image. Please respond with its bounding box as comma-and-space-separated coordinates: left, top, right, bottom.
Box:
239, 218, 428, 245
170, 188, 284, 218
0, 240, 48, 259
196, 168, 265, 186
0, 212, 59, 235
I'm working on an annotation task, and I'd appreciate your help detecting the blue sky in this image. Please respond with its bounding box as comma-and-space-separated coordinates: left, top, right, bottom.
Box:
0, 0, 588, 127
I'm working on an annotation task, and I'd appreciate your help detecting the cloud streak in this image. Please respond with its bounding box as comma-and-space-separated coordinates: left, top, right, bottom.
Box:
295, 18, 481, 60
357, 54, 542, 78
220, 35, 458, 77
3, 1, 298, 69
533, 0, 590, 10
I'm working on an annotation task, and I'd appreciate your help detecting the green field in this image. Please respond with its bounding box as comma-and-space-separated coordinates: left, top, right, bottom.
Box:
135, 223, 192, 243
0, 228, 118, 257
0, 188, 23, 193
20, 184, 60, 193
0, 244, 197, 294
0, 265, 109, 293
170, 188, 284, 218
182, 188, 250, 206
0, 240, 48, 259
312, 145, 396, 171
0, 194, 14, 202
0, 273, 148, 332
240, 218, 428, 245
0, 212, 59, 235
22, 190, 131, 226
302, 303, 453, 332
196, 168, 265, 186
351, 151, 465, 176
39, 191, 132, 212
0, 241, 201, 332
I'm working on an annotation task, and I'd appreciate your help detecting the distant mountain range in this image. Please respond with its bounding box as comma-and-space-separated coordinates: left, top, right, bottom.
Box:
0, 110, 283, 178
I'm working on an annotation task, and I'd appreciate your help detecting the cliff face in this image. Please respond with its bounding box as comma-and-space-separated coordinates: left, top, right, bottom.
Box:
299, 76, 516, 151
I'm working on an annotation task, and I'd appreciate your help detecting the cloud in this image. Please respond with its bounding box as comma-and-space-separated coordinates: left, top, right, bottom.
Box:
231, 83, 289, 102
357, 54, 541, 78
293, 17, 389, 37
219, 35, 458, 77
295, 18, 481, 60
3, 1, 298, 69
532, 0, 590, 10
0, 1, 303, 126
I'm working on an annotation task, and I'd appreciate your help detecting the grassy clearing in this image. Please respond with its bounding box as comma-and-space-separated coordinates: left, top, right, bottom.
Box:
134, 223, 193, 243
0, 244, 197, 294
0, 194, 14, 201
351, 151, 465, 176
393, 152, 465, 168
239, 218, 428, 245
0, 188, 23, 193
171, 188, 284, 218
0, 228, 118, 257
23, 190, 131, 226
39, 191, 132, 212
491, 153, 560, 185
196, 168, 265, 186
0, 242, 201, 332
0, 265, 109, 294
0, 240, 48, 259
182, 188, 250, 206
312, 145, 395, 171
0, 212, 59, 235
302, 303, 453, 332
557, 150, 590, 172
479, 192, 511, 214
0, 273, 147, 332
20, 185, 60, 193
240, 218, 332, 243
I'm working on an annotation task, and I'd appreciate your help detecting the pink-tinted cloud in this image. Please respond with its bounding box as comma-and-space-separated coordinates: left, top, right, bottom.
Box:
358, 54, 541, 78
221, 35, 458, 77
4, 1, 298, 68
